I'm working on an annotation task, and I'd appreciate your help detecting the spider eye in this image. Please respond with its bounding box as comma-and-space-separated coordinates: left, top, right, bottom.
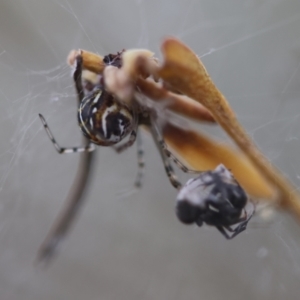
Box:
176, 201, 200, 224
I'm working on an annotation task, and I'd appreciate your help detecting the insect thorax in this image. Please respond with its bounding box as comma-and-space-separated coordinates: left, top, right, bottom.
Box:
78, 88, 134, 146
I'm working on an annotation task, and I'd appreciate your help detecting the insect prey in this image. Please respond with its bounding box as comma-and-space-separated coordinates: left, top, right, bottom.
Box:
176, 164, 255, 239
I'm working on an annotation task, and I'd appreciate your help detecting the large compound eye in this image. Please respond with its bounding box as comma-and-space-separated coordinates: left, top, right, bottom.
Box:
176, 201, 200, 224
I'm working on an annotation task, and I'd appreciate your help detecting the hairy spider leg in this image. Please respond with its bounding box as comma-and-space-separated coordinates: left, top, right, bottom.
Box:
73, 54, 85, 105
112, 127, 145, 188
162, 144, 199, 174
134, 130, 145, 188
150, 119, 200, 185
150, 121, 182, 189
39, 54, 95, 154
151, 122, 199, 175
39, 114, 95, 154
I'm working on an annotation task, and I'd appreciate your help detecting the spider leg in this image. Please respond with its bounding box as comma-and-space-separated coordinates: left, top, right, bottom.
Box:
134, 130, 145, 188
113, 128, 145, 187
39, 114, 95, 154
162, 145, 199, 174
150, 122, 182, 189
150, 119, 199, 174
73, 54, 85, 104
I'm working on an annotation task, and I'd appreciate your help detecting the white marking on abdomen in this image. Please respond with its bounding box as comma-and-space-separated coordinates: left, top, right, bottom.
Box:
93, 92, 102, 103
101, 105, 117, 138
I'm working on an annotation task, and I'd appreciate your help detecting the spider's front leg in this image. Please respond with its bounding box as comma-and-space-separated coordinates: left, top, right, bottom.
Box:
73, 53, 85, 104
39, 53, 95, 154
39, 114, 95, 154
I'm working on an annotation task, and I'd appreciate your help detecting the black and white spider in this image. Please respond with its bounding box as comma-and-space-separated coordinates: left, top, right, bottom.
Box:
39, 51, 195, 190
38, 51, 253, 255
176, 164, 255, 239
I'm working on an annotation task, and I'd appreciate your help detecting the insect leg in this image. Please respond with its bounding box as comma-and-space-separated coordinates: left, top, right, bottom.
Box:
216, 205, 255, 239
220, 220, 249, 239
225, 203, 256, 239
39, 114, 95, 154
215, 226, 233, 239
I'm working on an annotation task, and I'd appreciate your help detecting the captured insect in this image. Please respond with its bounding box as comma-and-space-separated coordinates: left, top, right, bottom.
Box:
176, 164, 255, 239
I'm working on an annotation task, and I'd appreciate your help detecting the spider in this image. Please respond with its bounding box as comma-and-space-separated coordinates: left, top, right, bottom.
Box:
37, 47, 255, 262
36, 38, 300, 263
39, 51, 197, 191
176, 164, 255, 239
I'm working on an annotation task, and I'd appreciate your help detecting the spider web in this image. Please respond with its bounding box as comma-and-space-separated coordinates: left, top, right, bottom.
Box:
0, 0, 300, 299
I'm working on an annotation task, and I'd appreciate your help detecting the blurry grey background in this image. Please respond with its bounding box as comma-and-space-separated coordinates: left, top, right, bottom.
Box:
0, 1, 300, 299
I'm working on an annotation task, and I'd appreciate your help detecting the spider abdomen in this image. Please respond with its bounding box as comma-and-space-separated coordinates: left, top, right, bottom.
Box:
78, 88, 134, 146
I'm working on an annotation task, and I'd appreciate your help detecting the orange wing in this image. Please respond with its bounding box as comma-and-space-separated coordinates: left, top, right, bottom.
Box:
162, 122, 274, 199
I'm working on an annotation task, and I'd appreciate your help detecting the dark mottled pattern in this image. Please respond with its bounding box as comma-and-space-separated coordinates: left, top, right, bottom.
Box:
105, 112, 131, 139
78, 87, 134, 146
